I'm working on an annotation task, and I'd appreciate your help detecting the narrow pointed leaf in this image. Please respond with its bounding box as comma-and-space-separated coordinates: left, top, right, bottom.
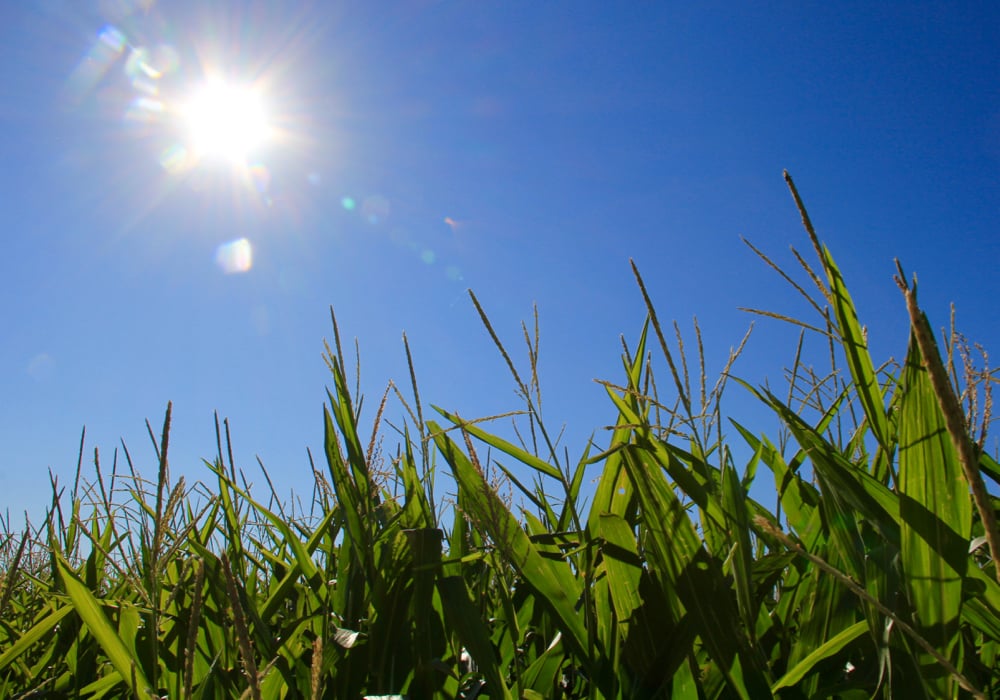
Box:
821, 246, 890, 451
897, 334, 971, 691
771, 620, 868, 692
434, 407, 562, 480
0, 605, 73, 671
55, 551, 156, 698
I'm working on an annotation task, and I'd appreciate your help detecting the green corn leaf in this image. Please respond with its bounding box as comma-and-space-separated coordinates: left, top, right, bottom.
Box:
0, 604, 73, 671
327, 357, 371, 496
670, 657, 699, 699
55, 550, 156, 698
434, 406, 563, 480
771, 620, 868, 692
584, 319, 650, 527
559, 444, 592, 532
627, 316, 651, 396
586, 439, 633, 527
722, 460, 756, 641
324, 405, 367, 550
781, 558, 852, 693
592, 559, 615, 664
520, 634, 566, 695
79, 671, 128, 697
979, 451, 1000, 484
596, 513, 643, 624
897, 334, 971, 692
211, 460, 246, 565
821, 246, 890, 452
965, 563, 1000, 618
397, 429, 434, 530
962, 597, 1000, 642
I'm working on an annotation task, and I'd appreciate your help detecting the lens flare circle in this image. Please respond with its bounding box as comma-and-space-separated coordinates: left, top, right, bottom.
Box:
216, 238, 253, 274
182, 78, 269, 162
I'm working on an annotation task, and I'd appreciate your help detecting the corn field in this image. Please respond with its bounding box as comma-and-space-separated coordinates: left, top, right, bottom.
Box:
1, 173, 998, 698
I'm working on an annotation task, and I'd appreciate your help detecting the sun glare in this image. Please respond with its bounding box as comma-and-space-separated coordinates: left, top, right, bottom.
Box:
181, 78, 269, 163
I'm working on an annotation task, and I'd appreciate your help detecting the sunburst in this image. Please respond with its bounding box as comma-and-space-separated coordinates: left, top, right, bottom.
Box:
180, 77, 270, 163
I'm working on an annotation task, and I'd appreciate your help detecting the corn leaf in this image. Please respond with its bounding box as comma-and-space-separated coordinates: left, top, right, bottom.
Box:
897, 334, 971, 692
771, 620, 868, 692
55, 550, 156, 698
434, 407, 563, 480
821, 246, 890, 452
0, 604, 73, 671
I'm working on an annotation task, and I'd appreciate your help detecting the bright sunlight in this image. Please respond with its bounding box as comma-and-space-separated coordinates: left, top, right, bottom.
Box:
181, 78, 270, 163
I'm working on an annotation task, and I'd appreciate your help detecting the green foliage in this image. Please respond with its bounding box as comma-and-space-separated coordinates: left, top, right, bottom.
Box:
1, 174, 998, 698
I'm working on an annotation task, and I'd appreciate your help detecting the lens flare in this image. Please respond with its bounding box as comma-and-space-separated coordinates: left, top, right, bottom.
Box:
159, 144, 193, 173
215, 238, 253, 274
124, 96, 164, 123
65, 25, 127, 105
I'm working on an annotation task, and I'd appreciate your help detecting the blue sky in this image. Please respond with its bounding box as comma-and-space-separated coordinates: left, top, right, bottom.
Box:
2, 2, 998, 523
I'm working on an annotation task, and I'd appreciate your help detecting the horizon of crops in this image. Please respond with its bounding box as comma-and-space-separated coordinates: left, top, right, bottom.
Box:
1, 172, 998, 699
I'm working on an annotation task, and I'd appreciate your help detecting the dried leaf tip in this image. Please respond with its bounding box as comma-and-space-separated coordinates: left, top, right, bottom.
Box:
893, 258, 916, 294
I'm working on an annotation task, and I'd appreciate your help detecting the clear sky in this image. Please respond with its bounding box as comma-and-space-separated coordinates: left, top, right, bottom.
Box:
2, 2, 998, 523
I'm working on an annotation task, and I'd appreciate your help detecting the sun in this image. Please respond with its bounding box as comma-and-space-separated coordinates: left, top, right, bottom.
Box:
181, 77, 270, 163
